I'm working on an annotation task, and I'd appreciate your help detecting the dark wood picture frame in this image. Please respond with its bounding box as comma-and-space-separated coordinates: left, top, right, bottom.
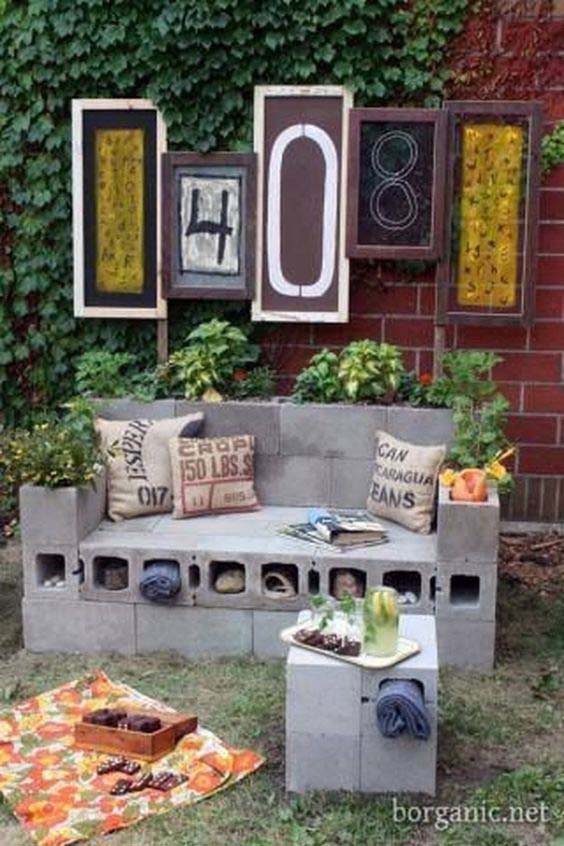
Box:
252, 85, 352, 323
72, 98, 167, 319
162, 151, 256, 300
437, 100, 542, 327
346, 108, 447, 260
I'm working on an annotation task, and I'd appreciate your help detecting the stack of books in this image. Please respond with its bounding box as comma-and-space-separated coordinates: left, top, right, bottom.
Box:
278, 508, 388, 551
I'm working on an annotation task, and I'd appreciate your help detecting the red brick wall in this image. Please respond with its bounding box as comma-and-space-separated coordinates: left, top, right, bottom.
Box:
266, 6, 564, 523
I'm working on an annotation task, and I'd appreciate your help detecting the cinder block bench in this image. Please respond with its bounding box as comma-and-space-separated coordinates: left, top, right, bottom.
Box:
20, 400, 499, 669
285, 613, 438, 795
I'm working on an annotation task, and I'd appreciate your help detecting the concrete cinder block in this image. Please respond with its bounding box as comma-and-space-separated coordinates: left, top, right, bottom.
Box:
435, 560, 497, 621
175, 400, 280, 455
80, 547, 199, 607
20, 473, 106, 546
328, 458, 374, 509
359, 705, 437, 795
22, 542, 81, 600
93, 398, 176, 420
286, 731, 360, 793
255, 455, 331, 507
253, 610, 299, 658
437, 484, 500, 563
387, 407, 453, 447
136, 605, 253, 657
436, 617, 496, 670
287, 644, 362, 736
22, 597, 135, 654
280, 404, 387, 460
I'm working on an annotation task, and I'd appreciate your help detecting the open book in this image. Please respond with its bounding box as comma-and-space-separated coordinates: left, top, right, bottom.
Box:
278, 509, 388, 550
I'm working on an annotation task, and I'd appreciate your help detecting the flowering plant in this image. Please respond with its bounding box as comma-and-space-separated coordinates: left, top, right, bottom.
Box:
0, 400, 104, 489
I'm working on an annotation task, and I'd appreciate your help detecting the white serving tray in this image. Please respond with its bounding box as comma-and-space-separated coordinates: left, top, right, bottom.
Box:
280, 623, 420, 669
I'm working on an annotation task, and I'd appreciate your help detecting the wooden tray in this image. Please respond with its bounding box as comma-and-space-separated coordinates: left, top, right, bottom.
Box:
280, 623, 420, 669
74, 709, 198, 762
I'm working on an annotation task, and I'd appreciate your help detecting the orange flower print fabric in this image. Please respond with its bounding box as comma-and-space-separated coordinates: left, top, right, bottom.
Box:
0, 671, 264, 846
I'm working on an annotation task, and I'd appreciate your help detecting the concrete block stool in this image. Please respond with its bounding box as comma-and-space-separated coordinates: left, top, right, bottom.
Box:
285, 613, 438, 795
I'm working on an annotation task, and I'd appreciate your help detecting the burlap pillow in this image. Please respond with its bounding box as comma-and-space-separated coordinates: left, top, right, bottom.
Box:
169, 434, 260, 518
367, 431, 446, 534
96, 414, 204, 521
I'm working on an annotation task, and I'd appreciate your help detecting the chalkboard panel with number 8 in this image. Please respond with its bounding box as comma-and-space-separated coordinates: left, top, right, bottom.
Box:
346, 108, 447, 260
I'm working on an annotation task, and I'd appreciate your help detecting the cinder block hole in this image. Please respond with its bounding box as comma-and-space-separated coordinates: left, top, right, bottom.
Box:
378, 678, 424, 697
143, 560, 180, 580
308, 569, 320, 595
188, 564, 201, 589
430, 576, 436, 602
210, 561, 246, 594
329, 568, 366, 599
261, 563, 298, 598
383, 570, 421, 603
93, 556, 129, 591
450, 574, 480, 607
36, 553, 65, 588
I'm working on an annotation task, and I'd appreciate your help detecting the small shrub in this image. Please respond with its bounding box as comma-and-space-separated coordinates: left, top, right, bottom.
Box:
292, 350, 342, 404
400, 351, 502, 409
292, 342, 404, 404
164, 319, 260, 400
75, 351, 134, 397
0, 399, 104, 489
338, 341, 404, 402
228, 366, 277, 400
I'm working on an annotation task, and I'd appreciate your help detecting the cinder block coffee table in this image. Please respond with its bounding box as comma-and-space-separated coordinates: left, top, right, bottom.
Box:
285, 613, 438, 795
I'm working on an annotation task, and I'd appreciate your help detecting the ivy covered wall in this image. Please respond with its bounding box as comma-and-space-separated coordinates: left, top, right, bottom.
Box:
0, 0, 470, 425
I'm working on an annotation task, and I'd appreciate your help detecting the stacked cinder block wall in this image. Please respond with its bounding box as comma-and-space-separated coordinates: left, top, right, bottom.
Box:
267, 7, 564, 524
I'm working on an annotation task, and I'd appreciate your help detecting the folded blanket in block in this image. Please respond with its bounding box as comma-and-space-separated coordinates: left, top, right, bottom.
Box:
375, 679, 431, 740
139, 561, 181, 603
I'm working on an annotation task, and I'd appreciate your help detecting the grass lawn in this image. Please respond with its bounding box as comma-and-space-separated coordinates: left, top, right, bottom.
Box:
1, 539, 563, 846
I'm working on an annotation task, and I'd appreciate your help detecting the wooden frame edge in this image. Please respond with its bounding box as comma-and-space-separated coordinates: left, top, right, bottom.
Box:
437, 99, 543, 327
345, 107, 447, 261
162, 151, 256, 301
251, 85, 352, 323
72, 98, 167, 320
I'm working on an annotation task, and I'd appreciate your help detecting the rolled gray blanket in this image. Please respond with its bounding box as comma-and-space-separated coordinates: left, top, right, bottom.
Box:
375, 679, 431, 740
139, 561, 181, 604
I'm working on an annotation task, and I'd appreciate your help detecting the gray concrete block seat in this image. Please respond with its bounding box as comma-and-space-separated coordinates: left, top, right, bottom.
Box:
79, 507, 438, 613
21, 400, 500, 667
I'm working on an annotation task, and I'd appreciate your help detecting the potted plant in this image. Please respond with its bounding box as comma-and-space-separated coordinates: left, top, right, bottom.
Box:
1, 398, 106, 546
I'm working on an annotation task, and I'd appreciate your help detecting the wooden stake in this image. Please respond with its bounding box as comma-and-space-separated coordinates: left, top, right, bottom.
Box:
433, 325, 446, 380
433, 261, 446, 379
157, 319, 168, 364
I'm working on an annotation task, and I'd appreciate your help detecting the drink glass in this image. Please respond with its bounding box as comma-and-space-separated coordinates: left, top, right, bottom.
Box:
362, 586, 399, 657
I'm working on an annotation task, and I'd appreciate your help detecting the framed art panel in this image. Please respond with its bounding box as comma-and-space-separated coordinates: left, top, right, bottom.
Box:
162, 152, 256, 299
438, 100, 542, 326
252, 85, 352, 323
72, 99, 167, 318
346, 108, 447, 259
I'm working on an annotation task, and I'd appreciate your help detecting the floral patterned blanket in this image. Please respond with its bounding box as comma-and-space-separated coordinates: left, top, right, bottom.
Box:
0, 670, 264, 846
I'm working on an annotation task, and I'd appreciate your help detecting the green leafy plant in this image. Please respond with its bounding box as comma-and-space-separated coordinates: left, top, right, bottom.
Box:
338, 341, 404, 402
227, 366, 276, 400
164, 319, 260, 400
448, 395, 513, 492
399, 351, 502, 409
292, 350, 342, 404
0, 401, 105, 490
542, 122, 564, 175
75, 351, 134, 398
432, 350, 501, 406
293, 342, 405, 404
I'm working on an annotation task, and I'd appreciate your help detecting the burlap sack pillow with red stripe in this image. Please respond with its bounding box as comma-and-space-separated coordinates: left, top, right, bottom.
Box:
169, 434, 260, 518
